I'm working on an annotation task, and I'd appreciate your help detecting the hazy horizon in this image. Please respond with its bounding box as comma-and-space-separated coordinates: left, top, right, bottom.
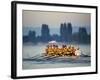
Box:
23, 26, 90, 36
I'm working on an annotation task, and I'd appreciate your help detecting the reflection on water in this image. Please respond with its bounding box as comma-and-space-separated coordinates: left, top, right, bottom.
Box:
22, 43, 91, 69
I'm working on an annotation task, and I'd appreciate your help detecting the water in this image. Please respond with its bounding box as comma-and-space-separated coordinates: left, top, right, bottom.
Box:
22, 43, 91, 69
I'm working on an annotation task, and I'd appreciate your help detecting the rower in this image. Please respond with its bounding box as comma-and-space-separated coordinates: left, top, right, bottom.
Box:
71, 46, 76, 56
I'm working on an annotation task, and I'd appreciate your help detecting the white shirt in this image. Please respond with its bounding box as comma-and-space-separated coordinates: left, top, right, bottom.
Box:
75, 50, 81, 56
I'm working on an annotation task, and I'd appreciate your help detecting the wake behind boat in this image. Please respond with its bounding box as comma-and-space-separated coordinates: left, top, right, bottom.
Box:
23, 54, 90, 64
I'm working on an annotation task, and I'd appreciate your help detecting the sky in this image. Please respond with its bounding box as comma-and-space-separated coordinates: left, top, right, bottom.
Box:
22, 10, 91, 28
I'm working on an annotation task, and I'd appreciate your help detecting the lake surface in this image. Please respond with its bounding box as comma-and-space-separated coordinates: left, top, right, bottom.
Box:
22, 43, 91, 69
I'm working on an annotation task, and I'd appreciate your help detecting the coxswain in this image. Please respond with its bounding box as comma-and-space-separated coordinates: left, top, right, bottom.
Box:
75, 47, 81, 56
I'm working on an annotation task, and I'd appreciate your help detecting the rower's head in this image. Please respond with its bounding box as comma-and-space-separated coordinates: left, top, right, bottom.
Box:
77, 47, 80, 50
53, 45, 56, 48
72, 46, 74, 49
62, 45, 64, 48
62, 45, 66, 48
49, 45, 52, 48
64, 45, 66, 47
56, 45, 58, 48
